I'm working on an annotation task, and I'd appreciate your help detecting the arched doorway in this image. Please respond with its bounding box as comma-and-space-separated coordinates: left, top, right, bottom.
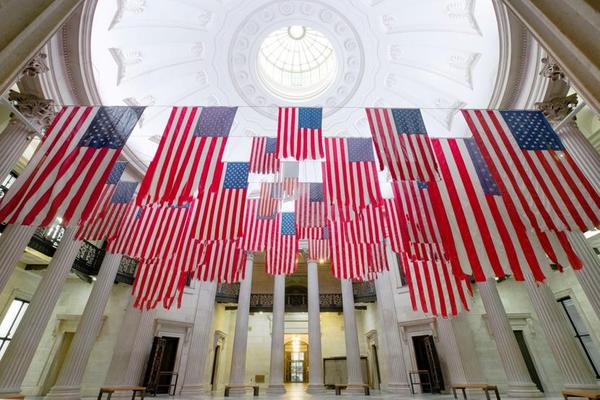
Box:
284, 336, 309, 383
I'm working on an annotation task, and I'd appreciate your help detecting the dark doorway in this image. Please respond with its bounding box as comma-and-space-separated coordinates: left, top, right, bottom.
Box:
514, 330, 543, 392
412, 335, 444, 393
157, 337, 179, 394
211, 345, 221, 390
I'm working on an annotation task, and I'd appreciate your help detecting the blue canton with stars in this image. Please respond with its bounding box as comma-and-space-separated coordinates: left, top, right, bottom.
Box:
223, 162, 249, 189
194, 107, 237, 137
309, 183, 324, 202
500, 110, 564, 151
111, 181, 138, 204
464, 139, 501, 196
347, 138, 375, 162
416, 181, 429, 190
322, 226, 329, 240
106, 161, 128, 184
265, 137, 277, 153
298, 108, 322, 129
281, 212, 296, 235
391, 109, 427, 134
78, 107, 144, 149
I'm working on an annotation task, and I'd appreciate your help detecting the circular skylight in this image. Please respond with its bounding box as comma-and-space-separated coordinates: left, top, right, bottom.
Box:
256, 26, 337, 101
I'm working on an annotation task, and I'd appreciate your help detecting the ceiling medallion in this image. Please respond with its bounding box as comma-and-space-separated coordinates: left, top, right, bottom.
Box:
228, 0, 365, 119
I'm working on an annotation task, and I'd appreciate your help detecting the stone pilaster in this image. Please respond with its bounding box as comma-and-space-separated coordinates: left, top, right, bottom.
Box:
180, 280, 218, 397
340, 278, 363, 388
374, 244, 410, 393
0, 227, 82, 394
227, 254, 254, 396
523, 274, 599, 389
306, 259, 325, 393
477, 279, 543, 397
0, 224, 37, 294
46, 253, 123, 400
267, 274, 286, 394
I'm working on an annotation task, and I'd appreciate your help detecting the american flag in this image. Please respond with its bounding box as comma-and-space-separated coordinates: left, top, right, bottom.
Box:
322, 137, 382, 212
308, 227, 330, 261
344, 204, 385, 245
266, 212, 298, 275
366, 108, 438, 182
0, 106, 143, 226
240, 199, 274, 251
399, 253, 470, 317
137, 107, 236, 205
277, 107, 324, 160
76, 180, 138, 241
197, 240, 246, 283
463, 109, 600, 232
431, 137, 550, 282
296, 183, 328, 230
250, 137, 279, 174
132, 257, 189, 310
278, 161, 299, 199
258, 182, 279, 218
191, 162, 249, 241
329, 218, 372, 281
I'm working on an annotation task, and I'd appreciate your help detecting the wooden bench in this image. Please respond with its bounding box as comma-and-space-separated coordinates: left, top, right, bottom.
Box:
224, 385, 259, 397
97, 386, 145, 400
452, 384, 500, 400
563, 389, 600, 400
0, 394, 24, 400
334, 384, 370, 395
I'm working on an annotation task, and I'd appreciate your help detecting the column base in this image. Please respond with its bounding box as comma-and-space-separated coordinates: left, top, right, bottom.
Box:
564, 383, 600, 391
507, 383, 544, 398
343, 384, 368, 395
44, 385, 81, 400
179, 383, 212, 397
266, 384, 286, 394
384, 383, 412, 395
305, 384, 327, 393
227, 387, 252, 397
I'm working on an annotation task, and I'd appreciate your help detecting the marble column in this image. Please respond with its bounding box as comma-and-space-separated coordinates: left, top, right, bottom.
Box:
306, 259, 325, 393
340, 278, 363, 388
228, 254, 254, 396
267, 274, 286, 393
477, 279, 543, 397
180, 280, 218, 397
45, 254, 122, 399
523, 273, 599, 389
374, 245, 410, 393
0, 224, 37, 294
121, 309, 157, 386
0, 227, 82, 394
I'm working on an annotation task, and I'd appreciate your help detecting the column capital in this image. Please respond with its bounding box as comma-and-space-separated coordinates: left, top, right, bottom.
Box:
535, 93, 578, 123
539, 56, 567, 83
8, 90, 57, 132
20, 53, 50, 79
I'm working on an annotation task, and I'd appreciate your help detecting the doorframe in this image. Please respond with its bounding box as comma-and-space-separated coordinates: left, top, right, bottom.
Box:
154, 319, 193, 394
210, 330, 227, 391
397, 318, 439, 393
365, 330, 380, 389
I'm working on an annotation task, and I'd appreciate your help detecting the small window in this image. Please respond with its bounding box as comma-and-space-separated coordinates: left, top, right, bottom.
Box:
557, 296, 600, 378
0, 298, 29, 360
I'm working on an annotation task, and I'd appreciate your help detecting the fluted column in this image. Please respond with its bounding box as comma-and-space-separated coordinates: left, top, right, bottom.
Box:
180, 280, 218, 396
267, 274, 286, 393
306, 259, 325, 392
122, 309, 157, 386
477, 279, 543, 397
340, 278, 363, 387
523, 273, 599, 389
45, 253, 123, 400
373, 246, 410, 394
0, 224, 37, 293
0, 227, 82, 394
228, 254, 254, 396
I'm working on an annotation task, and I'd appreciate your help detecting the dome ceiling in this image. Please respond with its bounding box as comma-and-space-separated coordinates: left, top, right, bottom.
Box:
89, 0, 501, 167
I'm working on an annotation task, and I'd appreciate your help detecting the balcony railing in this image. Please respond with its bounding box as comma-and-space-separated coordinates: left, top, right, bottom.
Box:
353, 281, 377, 303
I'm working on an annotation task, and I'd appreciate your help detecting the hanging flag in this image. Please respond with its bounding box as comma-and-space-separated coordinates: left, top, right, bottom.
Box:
266, 212, 298, 275
191, 162, 249, 241
249, 137, 279, 174
197, 240, 246, 283
240, 199, 275, 252
278, 161, 299, 199
463, 109, 600, 232
344, 204, 385, 245
137, 106, 236, 205
258, 182, 279, 218
0, 106, 143, 226
365, 108, 438, 182
329, 218, 372, 281
76, 180, 138, 241
132, 257, 189, 310
400, 253, 470, 318
296, 182, 328, 229
431, 137, 550, 282
308, 239, 330, 262
322, 137, 382, 212
277, 107, 324, 160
